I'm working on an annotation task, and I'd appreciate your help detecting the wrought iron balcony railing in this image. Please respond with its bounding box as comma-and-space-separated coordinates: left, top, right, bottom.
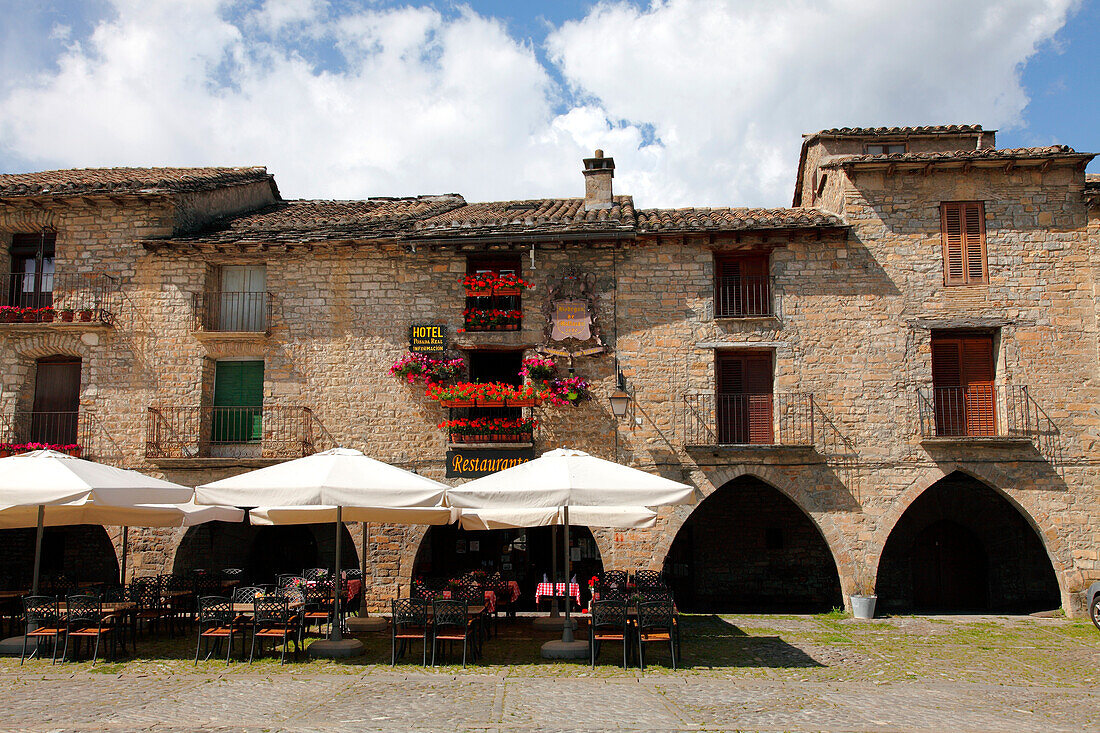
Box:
917, 385, 1038, 440
683, 392, 814, 446
145, 405, 323, 459
0, 271, 119, 324
192, 291, 272, 332
0, 410, 120, 461
715, 275, 774, 318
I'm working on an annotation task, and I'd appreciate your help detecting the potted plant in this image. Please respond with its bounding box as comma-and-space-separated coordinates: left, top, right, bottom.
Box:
22, 308, 38, 322
0, 306, 16, 323
492, 273, 531, 297
506, 382, 541, 407
502, 309, 521, 330
78, 308, 95, 322
547, 376, 592, 406
519, 356, 555, 382
428, 382, 479, 408
58, 308, 75, 322
476, 382, 510, 407
849, 569, 878, 619
462, 274, 494, 297
39, 307, 55, 323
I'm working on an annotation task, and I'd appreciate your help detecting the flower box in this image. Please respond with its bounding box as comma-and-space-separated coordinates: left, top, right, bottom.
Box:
1, 313, 17, 323
78, 309, 94, 322
507, 397, 537, 407
59, 311, 75, 322
465, 288, 492, 297
440, 399, 476, 408
22, 313, 38, 322
493, 287, 521, 296
40, 309, 55, 322
477, 398, 506, 407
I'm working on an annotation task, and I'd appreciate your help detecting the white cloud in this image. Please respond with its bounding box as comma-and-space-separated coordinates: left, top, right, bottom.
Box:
547, 0, 1077, 206
0, 0, 1078, 207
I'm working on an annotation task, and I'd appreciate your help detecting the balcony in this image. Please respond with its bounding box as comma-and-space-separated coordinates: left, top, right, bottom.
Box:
0, 410, 115, 460
683, 393, 815, 448
0, 272, 119, 326
714, 275, 775, 318
917, 385, 1039, 443
145, 405, 327, 465
192, 291, 272, 333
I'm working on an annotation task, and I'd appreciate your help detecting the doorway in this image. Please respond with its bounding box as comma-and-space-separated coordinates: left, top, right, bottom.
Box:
30, 356, 81, 445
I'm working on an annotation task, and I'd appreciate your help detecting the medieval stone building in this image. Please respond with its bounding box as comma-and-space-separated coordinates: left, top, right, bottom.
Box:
1, 125, 1097, 616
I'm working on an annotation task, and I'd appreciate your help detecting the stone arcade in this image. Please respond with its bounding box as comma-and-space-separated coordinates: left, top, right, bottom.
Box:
1, 126, 1097, 616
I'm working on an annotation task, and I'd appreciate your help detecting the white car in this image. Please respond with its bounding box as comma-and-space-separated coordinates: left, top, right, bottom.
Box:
1089, 582, 1100, 631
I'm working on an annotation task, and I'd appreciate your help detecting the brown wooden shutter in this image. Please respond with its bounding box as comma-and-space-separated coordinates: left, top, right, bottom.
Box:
716, 352, 772, 443
931, 335, 995, 436
742, 355, 774, 443
715, 255, 768, 316
941, 202, 986, 285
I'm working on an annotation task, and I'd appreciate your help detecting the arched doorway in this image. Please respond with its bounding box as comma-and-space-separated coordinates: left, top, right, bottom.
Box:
413, 524, 604, 610
0, 525, 119, 589
877, 472, 1059, 613
663, 475, 842, 613
173, 521, 358, 583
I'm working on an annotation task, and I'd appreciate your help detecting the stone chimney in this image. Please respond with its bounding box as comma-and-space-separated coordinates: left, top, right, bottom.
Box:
583, 149, 615, 211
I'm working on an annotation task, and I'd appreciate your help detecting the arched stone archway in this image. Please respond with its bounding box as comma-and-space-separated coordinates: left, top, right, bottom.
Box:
172, 521, 358, 583
876, 471, 1060, 614
412, 524, 605, 610
662, 475, 843, 612
0, 525, 119, 588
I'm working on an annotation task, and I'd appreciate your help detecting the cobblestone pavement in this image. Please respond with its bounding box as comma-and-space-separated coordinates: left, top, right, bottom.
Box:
1, 615, 1096, 732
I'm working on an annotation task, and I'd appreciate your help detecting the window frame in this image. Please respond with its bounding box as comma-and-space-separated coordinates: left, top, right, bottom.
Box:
864, 142, 907, 155
940, 201, 988, 286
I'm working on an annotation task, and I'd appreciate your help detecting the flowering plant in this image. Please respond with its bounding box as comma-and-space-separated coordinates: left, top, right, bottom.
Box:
462, 274, 495, 294
492, 273, 532, 290
463, 308, 521, 330
389, 352, 465, 385
0, 443, 80, 457
546, 376, 592, 405
519, 356, 556, 381
588, 575, 599, 589
438, 416, 537, 439
426, 382, 480, 402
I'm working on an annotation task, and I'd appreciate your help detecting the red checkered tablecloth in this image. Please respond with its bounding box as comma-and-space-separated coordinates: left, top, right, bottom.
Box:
535, 582, 580, 605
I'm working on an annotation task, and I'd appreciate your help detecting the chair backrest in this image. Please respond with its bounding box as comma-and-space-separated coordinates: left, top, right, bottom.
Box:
392, 598, 428, 627
636, 600, 674, 632
302, 568, 329, 582
130, 578, 161, 609
432, 599, 468, 630
638, 586, 673, 604
633, 570, 665, 589
163, 574, 190, 592
66, 594, 102, 625
252, 596, 290, 624
343, 568, 363, 580
22, 595, 59, 625
591, 599, 628, 631
276, 574, 301, 588
455, 584, 483, 603
194, 575, 223, 598
221, 568, 244, 580
599, 570, 628, 587
304, 580, 332, 603
232, 586, 264, 603
197, 596, 233, 626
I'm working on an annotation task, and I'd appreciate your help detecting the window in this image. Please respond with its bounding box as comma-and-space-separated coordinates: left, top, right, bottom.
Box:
714, 255, 771, 317
940, 202, 987, 285
217, 265, 267, 331
930, 333, 995, 436
211, 360, 264, 443
466, 350, 522, 420
30, 356, 80, 445
716, 351, 773, 444
8, 232, 55, 309
465, 255, 522, 331
865, 143, 906, 155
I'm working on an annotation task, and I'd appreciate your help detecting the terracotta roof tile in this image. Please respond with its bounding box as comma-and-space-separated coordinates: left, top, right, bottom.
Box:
808, 124, 985, 139
636, 207, 845, 232
0, 166, 275, 198
170, 196, 467, 244
820, 145, 1088, 168
410, 196, 636, 237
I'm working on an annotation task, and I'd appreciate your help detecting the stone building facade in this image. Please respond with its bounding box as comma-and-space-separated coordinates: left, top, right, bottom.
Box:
1, 125, 1097, 616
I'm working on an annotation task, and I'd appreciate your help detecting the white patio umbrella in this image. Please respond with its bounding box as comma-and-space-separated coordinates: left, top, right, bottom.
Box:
195, 448, 451, 657
0, 450, 195, 595
446, 448, 696, 658
458, 505, 657, 531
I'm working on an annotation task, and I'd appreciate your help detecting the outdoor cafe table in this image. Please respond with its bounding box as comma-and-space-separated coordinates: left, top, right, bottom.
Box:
535, 582, 580, 606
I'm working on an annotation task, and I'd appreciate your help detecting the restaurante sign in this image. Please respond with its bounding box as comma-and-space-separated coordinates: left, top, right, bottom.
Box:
446, 448, 535, 478
550, 299, 592, 341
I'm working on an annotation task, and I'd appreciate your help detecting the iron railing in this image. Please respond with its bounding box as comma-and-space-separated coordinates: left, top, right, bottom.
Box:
683, 392, 814, 446
145, 405, 321, 459
0, 271, 119, 324
192, 291, 272, 332
0, 411, 100, 458
917, 385, 1037, 439
715, 275, 774, 318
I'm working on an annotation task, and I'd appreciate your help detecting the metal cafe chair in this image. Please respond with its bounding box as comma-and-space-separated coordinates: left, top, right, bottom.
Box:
20, 595, 65, 665
194, 596, 238, 665
590, 599, 630, 668
62, 594, 117, 665
636, 599, 677, 672
391, 598, 429, 666
302, 581, 334, 636
431, 599, 478, 668
632, 570, 666, 590
249, 596, 301, 664
302, 568, 329, 582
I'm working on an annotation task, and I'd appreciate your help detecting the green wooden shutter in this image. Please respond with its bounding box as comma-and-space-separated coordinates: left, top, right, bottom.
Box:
213, 361, 264, 442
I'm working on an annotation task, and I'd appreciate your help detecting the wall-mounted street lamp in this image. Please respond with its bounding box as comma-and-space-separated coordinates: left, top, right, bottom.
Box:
609, 368, 632, 419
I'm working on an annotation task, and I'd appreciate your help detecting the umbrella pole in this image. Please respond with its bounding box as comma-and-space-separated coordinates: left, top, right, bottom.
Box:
361, 521, 368, 616
332, 506, 343, 642
561, 506, 574, 643
549, 525, 559, 618
31, 505, 44, 596
120, 526, 129, 587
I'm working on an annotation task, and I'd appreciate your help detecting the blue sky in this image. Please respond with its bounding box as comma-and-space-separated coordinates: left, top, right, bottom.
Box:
0, 0, 1096, 207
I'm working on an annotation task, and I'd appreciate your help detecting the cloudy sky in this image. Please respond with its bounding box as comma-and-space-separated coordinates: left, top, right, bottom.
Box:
1, 0, 1097, 208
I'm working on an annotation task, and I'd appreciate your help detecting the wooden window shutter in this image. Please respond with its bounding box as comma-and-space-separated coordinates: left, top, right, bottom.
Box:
941, 202, 986, 285
716, 352, 773, 443
213, 361, 264, 442
931, 335, 995, 436
960, 337, 995, 435
742, 356, 774, 443
715, 254, 769, 316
